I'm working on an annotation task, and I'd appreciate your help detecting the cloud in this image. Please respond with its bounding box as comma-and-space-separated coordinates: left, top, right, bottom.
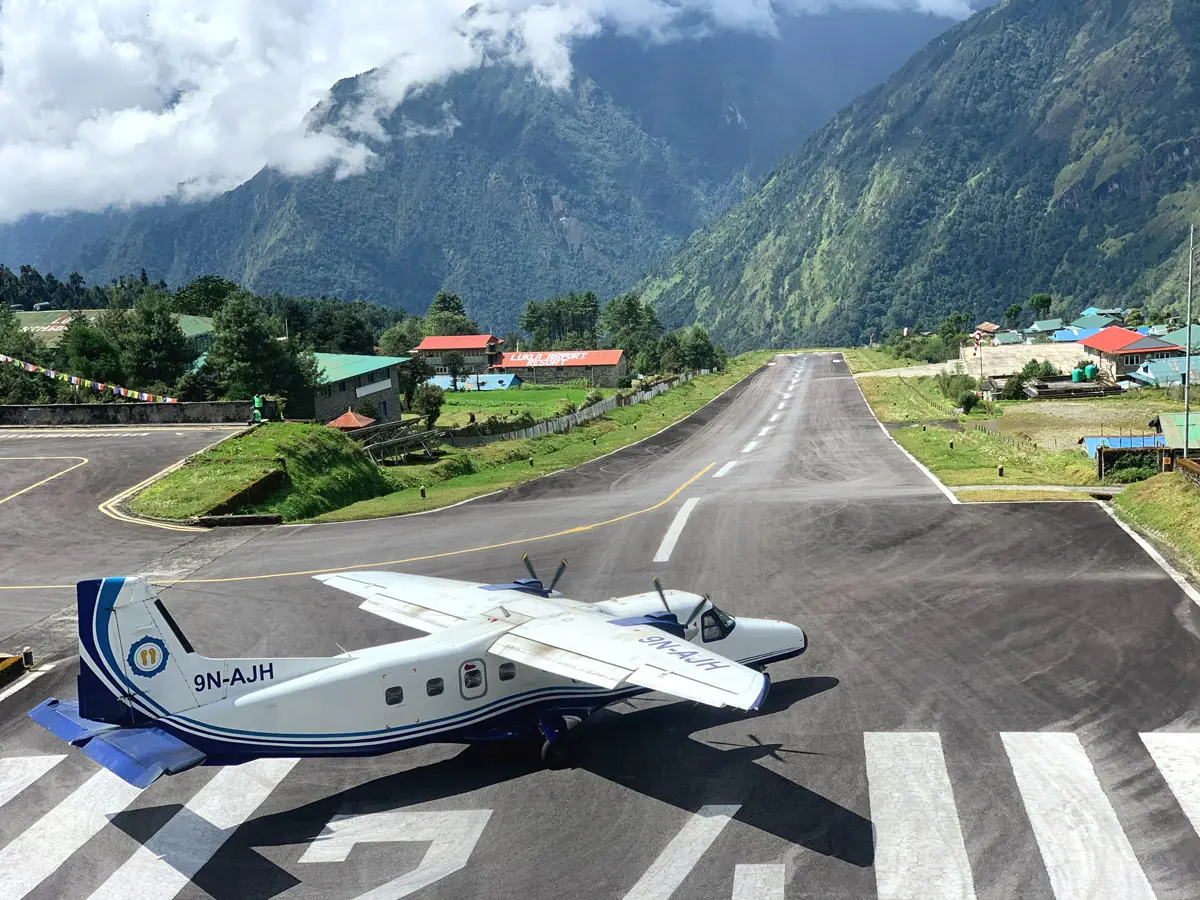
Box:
0, 0, 971, 223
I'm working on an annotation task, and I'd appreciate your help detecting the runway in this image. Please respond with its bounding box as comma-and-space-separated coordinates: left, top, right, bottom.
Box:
3, 354, 1200, 899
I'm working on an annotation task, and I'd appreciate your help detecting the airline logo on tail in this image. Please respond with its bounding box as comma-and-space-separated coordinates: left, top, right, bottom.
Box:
128, 636, 169, 678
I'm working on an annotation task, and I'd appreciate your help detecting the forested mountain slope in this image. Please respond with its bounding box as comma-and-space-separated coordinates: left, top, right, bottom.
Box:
0, 11, 955, 331
643, 0, 1200, 351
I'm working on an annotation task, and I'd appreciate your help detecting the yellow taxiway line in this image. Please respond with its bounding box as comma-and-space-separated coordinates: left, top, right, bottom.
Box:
0, 457, 89, 507
0, 462, 715, 590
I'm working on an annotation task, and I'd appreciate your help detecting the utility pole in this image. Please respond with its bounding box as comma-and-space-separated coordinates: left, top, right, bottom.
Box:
1186, 224, 1194, 460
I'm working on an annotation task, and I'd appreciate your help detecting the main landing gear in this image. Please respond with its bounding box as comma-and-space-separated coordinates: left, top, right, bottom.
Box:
538, 712, 577, 770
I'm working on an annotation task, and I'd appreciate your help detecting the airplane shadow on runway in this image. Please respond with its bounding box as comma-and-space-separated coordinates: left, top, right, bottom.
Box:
110, 675, 869, 900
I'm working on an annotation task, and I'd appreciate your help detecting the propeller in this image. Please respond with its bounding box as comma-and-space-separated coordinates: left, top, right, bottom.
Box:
707, 734, 822, 763
684, 593, 710, 629
653, 577, 671, 614
521, 553, 568, 594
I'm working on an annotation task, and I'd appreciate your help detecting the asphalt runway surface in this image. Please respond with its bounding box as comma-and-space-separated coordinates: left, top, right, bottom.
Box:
3, 355, 1200, 899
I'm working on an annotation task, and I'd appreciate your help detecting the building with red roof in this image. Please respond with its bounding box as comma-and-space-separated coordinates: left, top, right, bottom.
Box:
492, 349, 628, 387
411, 334, 504, 374
1078, 325, 1181, 377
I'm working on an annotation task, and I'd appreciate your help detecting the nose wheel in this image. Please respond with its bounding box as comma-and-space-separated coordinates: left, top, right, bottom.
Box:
537, 712, 576, 770
541, 739, 572, 769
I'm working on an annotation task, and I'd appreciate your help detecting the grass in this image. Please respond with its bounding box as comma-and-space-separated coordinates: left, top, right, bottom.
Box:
841, 347, 928, 374
434, 385, 605, 429
129, 423, 390, 521
982, 389, 1182, 450
1114, 473, 1200, 580
312, 351, 776, 523
892, 426, 1100, 486
955, 489, 1097, 502
857, 375, 986, 423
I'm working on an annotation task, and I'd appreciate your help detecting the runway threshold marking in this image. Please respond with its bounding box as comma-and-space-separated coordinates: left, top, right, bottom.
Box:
653, 497, 701, 563
0, 662, 56, 703
87, 758, 298, 900
0, 755, 65, 808
732, 865, 784, 900
1140, 734, 1200, 839
621, 805, 739, 900
0, 457, 88, 507
0, 769, 142, 899
1001, 732, 1156, 900
865, 732, 977, 900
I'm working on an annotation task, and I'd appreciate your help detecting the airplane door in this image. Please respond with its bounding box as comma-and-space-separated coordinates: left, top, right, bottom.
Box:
459, 659, 487, 701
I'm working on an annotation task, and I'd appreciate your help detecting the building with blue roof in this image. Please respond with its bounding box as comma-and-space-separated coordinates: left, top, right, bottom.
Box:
1127, 356, 1200, 387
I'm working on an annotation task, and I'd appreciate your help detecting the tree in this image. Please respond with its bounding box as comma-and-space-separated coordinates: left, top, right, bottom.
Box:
958, 391, 978, 414
1124, 308, 1144, 328
379, 319, 425, 357
425, 310, 479, 337
173, 275, 242, 316
1005, 303, 1024, 327
0, 305, 59, 403
937, 312, 970, 344
676, 325, 721, 371
1027, 293, 1053, 318
205, 292, 316, 405
428, 291, 466, 318
58, 312, 125, 385
123, 293, 197, 388
395, 356, 433, 411
412, 383, 445, 427
600, 291, 663, 364
309, 305, 376, 354
443, 351, 465, 389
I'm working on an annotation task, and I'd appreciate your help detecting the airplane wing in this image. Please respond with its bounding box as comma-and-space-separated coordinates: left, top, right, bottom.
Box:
488, 609, 768, 711
314, 571, 588, 634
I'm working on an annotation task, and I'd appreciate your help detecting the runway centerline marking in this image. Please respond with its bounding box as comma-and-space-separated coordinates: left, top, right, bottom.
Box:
0, 457, 88, 507
777, 402, 786, 411
0, 463, 719, 589
865, 732, 977, 900
741, 441, 758, 454
653, 497, 701, 563
621, 805, 739, 900
1002, 732, 1156, 900
783, 393, 793, 400
713, 461, 738, 479
769, 413, 780, 423
758, 426, 773, 437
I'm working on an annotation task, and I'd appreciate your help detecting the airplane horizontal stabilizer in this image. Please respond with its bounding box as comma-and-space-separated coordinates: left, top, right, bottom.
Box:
29, 698, 206, 789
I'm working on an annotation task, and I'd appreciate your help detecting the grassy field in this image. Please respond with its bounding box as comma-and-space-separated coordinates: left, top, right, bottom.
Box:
129, 423, 389, 521
841, 347, 928, 373
856, 374, 995, 423
434, 385, 604, 429
314, 352, 774, 522
893, 426, 1099, 486
1114, 473, 1200, 580
955, 489, 1097, 502
981, 390, 1182, 450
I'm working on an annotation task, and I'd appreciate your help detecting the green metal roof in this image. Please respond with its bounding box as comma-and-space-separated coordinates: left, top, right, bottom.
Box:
993, 332, 1025, 344
1069, 314, 1120, 330
1026, 318, 1064, 333
314, 352, 410, 385
1158, 412, 1200, 449
1163, 324, 1200, 351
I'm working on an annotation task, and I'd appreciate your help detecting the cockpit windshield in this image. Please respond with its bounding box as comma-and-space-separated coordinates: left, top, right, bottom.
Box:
700, 605, 736, 642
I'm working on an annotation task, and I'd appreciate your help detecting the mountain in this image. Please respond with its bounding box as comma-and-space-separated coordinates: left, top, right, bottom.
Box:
0, 10, 957, 331
642, 0, 1200, 352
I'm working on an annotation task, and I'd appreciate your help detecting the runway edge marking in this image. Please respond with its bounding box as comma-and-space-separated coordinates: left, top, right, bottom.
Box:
847, 367, 959, 505
1098, 503, 1200, 608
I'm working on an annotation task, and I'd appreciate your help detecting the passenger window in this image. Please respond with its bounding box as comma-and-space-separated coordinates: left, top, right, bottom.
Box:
459, 659, 487, 699
426, 678, 444, 697
464, 669, 483, 689
499, 662, 516, 681
384, 686, 404, 706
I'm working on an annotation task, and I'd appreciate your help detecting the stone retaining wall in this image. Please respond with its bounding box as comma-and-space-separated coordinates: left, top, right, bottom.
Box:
0, 399, 276, 426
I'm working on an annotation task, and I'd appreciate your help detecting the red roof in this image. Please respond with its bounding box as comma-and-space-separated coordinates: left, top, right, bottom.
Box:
413, 334, 501, 351
1079, 326, 1179, 354
326, 409, 375, 430
495, 350, 625, 369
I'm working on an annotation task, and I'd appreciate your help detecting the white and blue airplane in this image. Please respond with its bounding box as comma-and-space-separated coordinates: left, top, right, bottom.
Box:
30, 557, 807, 788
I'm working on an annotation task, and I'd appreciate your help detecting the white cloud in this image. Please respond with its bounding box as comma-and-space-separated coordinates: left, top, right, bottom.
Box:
0, 0, 971, 222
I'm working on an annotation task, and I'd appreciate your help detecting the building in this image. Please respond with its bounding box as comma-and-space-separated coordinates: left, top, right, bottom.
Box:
1163, 324, 1200, 352
18, 310, 215, 353
1069, 313, 1123, 331
411, 335, 504, 375
1025, 318, 1065, 335
1151, 412, 1200, 459
991, 331, 1025, 346
1127, 356, 1200, 388
426, 374, 521, 391
313, 352, 410, 423
976, 321, 1001, 335
1077, 326, 1181, 377
492, 350, 628, 387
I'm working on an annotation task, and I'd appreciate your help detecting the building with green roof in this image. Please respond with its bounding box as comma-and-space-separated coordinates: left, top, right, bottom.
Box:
1155, 412, 1200, 457
1163, 324, 1200, 352
313, 352, 411, 424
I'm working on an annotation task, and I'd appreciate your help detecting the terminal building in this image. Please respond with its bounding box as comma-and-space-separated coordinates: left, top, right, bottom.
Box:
491, 349, 628, 387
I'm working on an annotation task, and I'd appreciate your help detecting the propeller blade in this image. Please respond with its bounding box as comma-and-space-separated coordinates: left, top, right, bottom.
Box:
548, 559, 568, 592
653, 577, 671, 614
522, 553, 539, 584
684, 594, 708, 628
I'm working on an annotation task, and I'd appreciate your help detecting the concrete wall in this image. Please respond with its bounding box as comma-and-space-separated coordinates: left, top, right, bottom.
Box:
0, 399, 275, 426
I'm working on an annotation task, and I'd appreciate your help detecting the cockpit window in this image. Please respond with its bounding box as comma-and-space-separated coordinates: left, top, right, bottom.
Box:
701, 606, 735, 642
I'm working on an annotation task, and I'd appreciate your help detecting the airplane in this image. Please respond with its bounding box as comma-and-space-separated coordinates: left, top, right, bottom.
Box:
28, 556, 807, 789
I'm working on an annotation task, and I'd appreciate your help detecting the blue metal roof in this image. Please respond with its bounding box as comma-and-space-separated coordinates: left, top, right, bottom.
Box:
1081, 435, 1165, 458
1052, 327, 1101, 342
1128, 357, 1200, 386
427, 374, 521, 391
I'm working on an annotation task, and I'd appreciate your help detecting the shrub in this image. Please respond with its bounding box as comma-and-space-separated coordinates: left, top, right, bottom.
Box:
958, 391, 979, 414
412, 384, 445, 427
933, 366, 979, 402
1000, 374, 1028, 400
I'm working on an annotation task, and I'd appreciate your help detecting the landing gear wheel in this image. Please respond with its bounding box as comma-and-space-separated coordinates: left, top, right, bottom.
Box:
541, 739, 571, 769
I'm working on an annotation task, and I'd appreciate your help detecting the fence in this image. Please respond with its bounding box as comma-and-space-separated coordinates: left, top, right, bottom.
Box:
965, 422, 1039, 450
445, 370, 708, 448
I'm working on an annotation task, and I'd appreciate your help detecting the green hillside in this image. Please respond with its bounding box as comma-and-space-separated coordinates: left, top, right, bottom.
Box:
643, 0, 1200, 352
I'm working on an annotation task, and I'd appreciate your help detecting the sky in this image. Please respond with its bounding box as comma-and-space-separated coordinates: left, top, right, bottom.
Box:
0, 0, 972, 224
